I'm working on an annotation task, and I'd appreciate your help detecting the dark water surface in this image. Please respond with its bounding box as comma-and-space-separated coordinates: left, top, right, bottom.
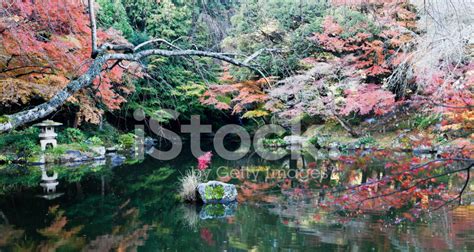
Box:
0, 146, 473, 251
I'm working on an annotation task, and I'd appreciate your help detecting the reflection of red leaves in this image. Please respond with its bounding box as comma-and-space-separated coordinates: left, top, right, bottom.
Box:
200, 228, 215, 246
313, 214, 322, 221
402, 212, 415, 222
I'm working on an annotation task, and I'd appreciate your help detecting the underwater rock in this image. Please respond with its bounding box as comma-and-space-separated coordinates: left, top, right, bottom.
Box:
144, 137, 157, 148
197, 181, 237, 204
199, 202, 237, 220
110, 154, 126, 167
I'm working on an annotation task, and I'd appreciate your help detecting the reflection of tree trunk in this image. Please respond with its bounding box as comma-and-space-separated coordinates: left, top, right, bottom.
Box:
318, 190, 325, 203
0, 210, 8, 225
101, 176, 105, 197
289, 158, 297, 170
76, 182, 84, 200
322, 162, 332, 186
361, 169, 368, 184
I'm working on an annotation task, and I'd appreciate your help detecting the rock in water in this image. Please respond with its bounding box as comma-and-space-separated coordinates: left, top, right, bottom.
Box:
197, 181, 237, 204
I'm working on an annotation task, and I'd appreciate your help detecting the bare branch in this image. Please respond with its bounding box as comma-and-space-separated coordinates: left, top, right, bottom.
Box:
0, 47, 269, 132
243, 48, 282, 64
133, 38, 182, 51
88, 0, 98, 58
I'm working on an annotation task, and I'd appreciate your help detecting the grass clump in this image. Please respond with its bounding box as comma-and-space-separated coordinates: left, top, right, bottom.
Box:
179, 170, 202, 202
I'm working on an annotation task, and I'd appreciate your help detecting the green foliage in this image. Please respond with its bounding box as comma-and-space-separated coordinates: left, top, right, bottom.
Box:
87, 136, 104, 146
0, 128, 40, 157
97, 0, 239, 124
0, 116, 9, 124
81, 122, 120, 146
308, 134, 332, 149
355, 136, 377, 147
58, 128, 86, 144
204, 185, 225, 200
225, 0, 327, 79
262, 138, 286, 147
45, 145, 68, 158
146, 0, 192, 40
413, 114, 441, 130
331, 7, 380, 38
119, 133, 136, 148
66, 142, 91, 152
97, 0, 134, 38
202, 204, 225, 217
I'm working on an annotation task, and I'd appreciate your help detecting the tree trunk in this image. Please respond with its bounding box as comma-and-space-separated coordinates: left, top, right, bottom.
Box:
334, 115, 360, 138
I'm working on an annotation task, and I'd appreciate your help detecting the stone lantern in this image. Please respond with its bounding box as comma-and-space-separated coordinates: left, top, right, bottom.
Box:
34, 120, 62, 151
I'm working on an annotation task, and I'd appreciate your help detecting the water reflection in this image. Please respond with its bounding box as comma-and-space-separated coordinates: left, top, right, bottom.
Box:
0, 148, 471, 251
38, 166, 63, 200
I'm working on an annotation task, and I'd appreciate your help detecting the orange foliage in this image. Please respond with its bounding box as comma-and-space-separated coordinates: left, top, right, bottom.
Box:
200, 67, 269, 117
0, 0, 133, 123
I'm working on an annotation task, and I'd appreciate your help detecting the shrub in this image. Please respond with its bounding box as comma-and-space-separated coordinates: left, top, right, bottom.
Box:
118, 133, 136, 148
58, 128, 85, 144
45, 145, 68, 158
0, 128, 40, 157
80, 122, 120, 146
356, 136, 377, 147
87, 136, 104, 146
413, 114, 441, 130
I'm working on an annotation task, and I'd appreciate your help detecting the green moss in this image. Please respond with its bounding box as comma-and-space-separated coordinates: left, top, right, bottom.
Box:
0, 116, 10, 124
204, 185, 225, 201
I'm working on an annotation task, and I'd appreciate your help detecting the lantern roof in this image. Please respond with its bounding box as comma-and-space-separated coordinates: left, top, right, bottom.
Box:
33, 120, 63, 127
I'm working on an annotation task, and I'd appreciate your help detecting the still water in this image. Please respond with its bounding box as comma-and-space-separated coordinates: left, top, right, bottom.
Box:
0, 146, 472, 251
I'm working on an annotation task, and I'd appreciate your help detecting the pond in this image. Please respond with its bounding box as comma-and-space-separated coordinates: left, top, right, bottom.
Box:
0, 143, 473, 251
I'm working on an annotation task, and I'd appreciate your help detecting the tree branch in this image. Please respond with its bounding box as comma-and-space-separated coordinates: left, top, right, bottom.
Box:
88, 0, 98, 58
0, 5, 271, 132
0, 48, 268, 132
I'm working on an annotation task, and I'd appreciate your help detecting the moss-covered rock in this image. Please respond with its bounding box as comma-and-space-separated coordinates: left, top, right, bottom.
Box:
197, 181, 237, 204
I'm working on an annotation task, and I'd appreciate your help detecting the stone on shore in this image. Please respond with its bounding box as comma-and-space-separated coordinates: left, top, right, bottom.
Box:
197, 181, 237, 204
